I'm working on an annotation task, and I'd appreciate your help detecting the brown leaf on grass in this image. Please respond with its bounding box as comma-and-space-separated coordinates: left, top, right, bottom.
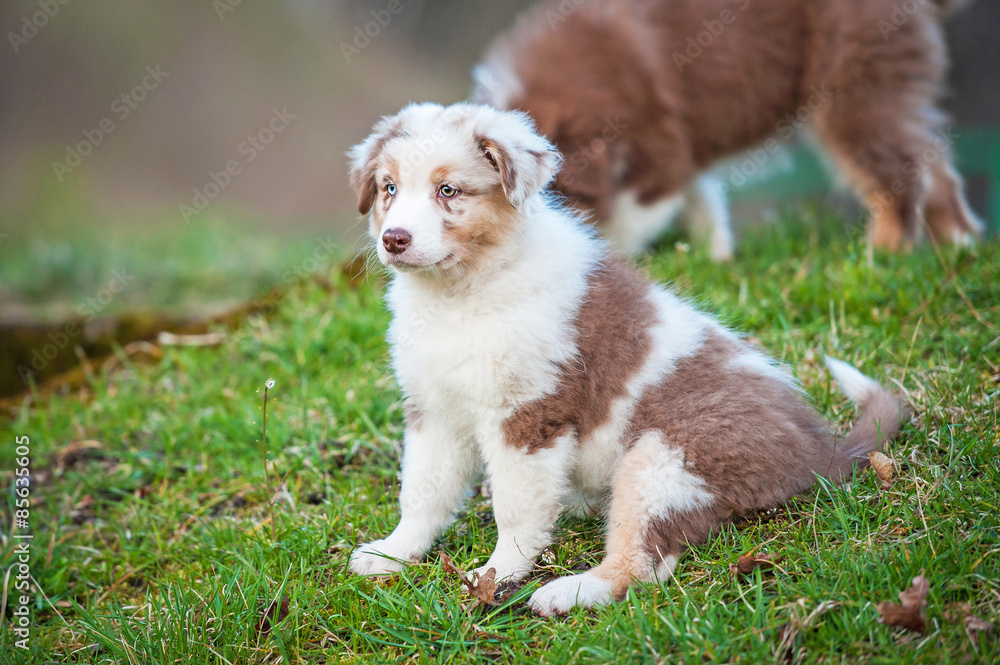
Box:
255, 597, 290, 640
943, 601, 972, 624
877, 574, 930, 634
439, 552, 498, 606
70, 495, 96, 524
963, 615, 996, 644
57, 440, 105, 470
440, 552, 461, 575
471, 567, 498, 605
730, 551, 784, 578
868, 451, 895, 489
944, 602, 996, 644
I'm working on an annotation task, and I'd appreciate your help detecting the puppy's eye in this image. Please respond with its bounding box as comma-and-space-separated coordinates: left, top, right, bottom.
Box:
438, 184, 459, 198
386, 183, 396, 196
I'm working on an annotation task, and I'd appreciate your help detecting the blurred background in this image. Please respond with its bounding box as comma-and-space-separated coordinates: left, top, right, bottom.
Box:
0, 0, 998, 397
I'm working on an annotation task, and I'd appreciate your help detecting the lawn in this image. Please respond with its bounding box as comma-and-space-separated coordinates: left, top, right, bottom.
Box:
1, 208, 998, 664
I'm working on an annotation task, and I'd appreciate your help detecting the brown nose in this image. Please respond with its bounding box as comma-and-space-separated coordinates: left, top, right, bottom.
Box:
382, 228, 412, 255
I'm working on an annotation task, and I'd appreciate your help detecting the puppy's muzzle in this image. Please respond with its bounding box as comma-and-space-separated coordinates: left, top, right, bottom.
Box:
382, 228, 412, 255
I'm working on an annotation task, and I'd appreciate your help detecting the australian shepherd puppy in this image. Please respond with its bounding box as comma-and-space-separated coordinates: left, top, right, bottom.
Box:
473, 0, 982, 255
346, 103, 906, 616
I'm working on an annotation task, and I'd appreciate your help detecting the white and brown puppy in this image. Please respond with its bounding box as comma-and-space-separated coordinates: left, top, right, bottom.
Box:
346, 102, 906, 616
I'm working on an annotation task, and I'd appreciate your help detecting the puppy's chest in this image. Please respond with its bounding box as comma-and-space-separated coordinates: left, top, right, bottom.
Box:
392, 299, 573, 411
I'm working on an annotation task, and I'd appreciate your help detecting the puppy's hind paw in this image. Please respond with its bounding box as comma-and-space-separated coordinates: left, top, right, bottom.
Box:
528, 572, 614, 617
348, 540, 408, 576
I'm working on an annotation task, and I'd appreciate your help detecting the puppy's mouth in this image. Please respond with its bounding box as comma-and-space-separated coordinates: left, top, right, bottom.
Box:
387, 253, 458, 272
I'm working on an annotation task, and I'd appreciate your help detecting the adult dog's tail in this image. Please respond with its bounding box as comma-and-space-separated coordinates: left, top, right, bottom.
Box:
823, 358, 909, 484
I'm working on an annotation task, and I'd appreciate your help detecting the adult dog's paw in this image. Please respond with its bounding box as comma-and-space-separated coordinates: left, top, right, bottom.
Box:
348, 540, 407, 576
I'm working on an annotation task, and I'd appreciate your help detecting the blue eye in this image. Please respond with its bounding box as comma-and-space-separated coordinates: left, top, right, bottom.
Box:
386, 183, 396, 196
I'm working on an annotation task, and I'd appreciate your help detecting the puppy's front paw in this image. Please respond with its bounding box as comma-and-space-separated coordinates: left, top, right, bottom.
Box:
348, 540, 407, 576
528, 573, 614, 617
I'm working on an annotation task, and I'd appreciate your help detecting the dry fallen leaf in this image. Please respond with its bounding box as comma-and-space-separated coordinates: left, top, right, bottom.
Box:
255, 597, 289, 640
470, 567, 498, 605
943, 601, 972, 624
963, 615, 996, 644
57, 440, 105, 470
440, 552, 498, 606
868, 451, 894, 489
730, 551, 784, 578
440, 552, 461, 576
877, 574, 930, 634
944, 602, 996, 645
70, 495, 96, 524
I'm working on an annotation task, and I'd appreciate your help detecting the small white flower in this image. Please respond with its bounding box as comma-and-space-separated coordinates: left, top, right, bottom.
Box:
265, 379, 275, 389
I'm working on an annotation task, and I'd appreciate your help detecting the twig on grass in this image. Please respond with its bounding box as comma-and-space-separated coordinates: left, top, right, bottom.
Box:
262, 378, 277, 543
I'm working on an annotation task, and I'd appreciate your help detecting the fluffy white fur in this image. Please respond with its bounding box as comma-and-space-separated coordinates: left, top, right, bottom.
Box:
603, 174, 734, 259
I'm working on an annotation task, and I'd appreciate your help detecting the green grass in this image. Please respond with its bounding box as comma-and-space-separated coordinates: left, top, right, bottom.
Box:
1, 208, 998, 664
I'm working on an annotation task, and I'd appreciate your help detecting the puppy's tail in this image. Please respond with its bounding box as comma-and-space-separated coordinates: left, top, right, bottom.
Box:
931, 0, 975, 18
823, 357, 909, 484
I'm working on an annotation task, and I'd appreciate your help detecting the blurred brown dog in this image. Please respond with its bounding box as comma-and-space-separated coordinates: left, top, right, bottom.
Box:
474, 0, 981, 254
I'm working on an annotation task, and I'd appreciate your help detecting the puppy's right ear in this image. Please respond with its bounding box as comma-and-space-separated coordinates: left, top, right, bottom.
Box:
347, 117, 401, 215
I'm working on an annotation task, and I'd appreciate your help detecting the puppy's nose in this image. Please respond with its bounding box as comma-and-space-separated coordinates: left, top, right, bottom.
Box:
382, 228, 412, 254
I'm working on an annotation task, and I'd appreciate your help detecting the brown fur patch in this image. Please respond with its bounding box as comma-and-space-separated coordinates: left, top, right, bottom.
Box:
430, 166, 454, 187
351, 121, 405, 215
479, 0, 979, 247
625, 333, 874, 562
439, 183, 520, 264
502, 257, 655, 452
477, 137, 519, 202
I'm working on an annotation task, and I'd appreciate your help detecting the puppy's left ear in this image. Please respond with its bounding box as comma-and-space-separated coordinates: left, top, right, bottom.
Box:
475, 110, 562, 208
347, 115, 402, 215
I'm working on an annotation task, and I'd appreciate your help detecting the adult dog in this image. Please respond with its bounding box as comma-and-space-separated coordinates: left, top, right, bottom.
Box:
473, 0, 981, 254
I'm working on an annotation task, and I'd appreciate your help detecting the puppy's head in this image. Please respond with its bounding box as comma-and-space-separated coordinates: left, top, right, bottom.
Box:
348, 103, 561, 274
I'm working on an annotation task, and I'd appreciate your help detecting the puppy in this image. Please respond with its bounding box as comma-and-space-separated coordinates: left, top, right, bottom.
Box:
473, 0, 982, 254
346, 103, 906, 616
